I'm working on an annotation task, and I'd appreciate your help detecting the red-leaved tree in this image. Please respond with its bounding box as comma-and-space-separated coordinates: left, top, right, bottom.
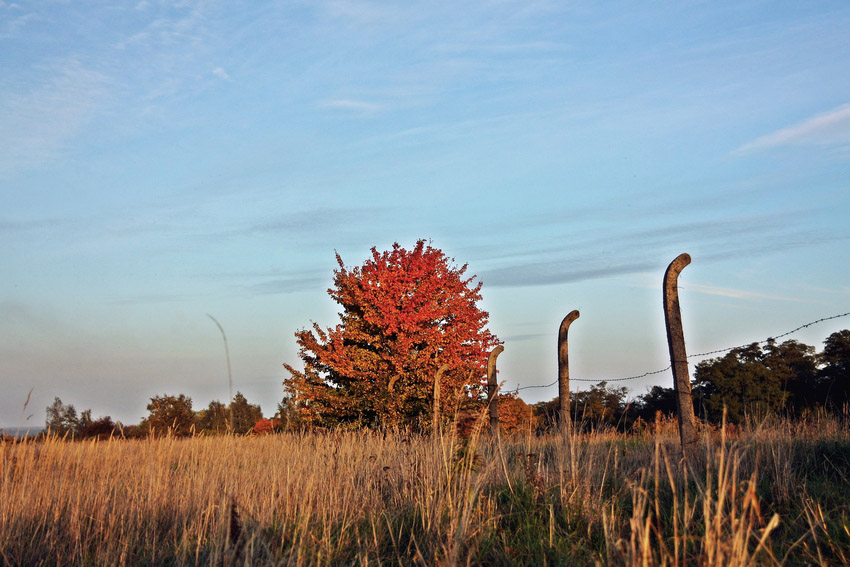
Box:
283, 240, 501, 428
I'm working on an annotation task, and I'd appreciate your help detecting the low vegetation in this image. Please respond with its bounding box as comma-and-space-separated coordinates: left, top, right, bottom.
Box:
2, 413, 848, 566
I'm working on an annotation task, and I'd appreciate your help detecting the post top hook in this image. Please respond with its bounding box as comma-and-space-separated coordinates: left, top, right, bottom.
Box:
671, 252, 691, 267
665, 253, 691, 280
563, 310, 580, 324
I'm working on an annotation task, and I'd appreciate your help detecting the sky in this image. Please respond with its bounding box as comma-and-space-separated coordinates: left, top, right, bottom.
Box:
2, 0, 849, 429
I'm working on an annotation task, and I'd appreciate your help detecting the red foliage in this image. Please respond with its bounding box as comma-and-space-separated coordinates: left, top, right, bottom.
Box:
497, 394, 534, 436
454, 394, 533, 438
251, 418, 281, 435
284, 240, 501, 428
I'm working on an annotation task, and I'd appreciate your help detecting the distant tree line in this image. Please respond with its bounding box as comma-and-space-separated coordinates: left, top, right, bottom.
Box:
40, 330, 849, 438
533, 330, 850, 430
44, 398, 119, 439
43, 391, 275, 439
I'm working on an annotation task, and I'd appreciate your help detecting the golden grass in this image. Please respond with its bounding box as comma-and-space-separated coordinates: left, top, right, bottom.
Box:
1, 416, 848, 566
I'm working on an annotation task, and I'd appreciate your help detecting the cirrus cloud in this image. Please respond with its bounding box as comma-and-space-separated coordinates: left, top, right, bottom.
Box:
735, 103, 850, 154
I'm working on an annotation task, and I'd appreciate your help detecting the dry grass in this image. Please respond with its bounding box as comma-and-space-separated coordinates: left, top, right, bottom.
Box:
1, 414, 848, 566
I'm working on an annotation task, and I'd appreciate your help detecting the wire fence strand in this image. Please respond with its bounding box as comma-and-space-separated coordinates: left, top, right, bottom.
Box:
511, 311, 849, 394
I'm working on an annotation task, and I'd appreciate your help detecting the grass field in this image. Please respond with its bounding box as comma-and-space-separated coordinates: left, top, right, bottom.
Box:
2, 414, 849, 566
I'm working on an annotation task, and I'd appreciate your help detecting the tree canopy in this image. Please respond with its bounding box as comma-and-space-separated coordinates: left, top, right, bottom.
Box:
819, 330, 850, 410
195, 393, 263, 434
45, 398, 116, 439
229, 392, 263, 434
692, 334, 850, 423
283, 240, 501, 428
693, 343, 787, 423
533, 381, 632, 431
144, 394, 195, 436
45, 397, 79, 436
197, 400, 229, 434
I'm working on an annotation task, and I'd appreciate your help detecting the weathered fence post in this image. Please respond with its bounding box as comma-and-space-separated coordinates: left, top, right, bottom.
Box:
487, 345, 505, 435
558, 310, 580, 429
663, 253, 699, 455
433, 364, 449, 434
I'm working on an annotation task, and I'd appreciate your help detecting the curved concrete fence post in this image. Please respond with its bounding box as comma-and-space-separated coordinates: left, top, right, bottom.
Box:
663, 253, 698, 455
487, 345, 505, 435
558, 310, 580, 429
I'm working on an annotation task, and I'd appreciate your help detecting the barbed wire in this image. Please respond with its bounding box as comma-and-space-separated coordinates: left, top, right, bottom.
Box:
514, 380, 558, 391
510, 311, 849, 394
687, 312, 850, 358
570, 365, 673, 384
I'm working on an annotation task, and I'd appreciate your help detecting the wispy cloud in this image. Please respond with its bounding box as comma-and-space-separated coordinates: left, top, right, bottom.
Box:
0, 59, 107, 177
473, 209, 833, 289
479, 227, 836, 289
0, 3, 37, 40
191, 266, 328, 296
482, 261, 657, 288
0, 218, 62, 233
212, 67, 230, 81
225, 205, 389, 238
247, 274, 328, 295
109, 0, 224, 112
474, 210, 794, 264
735, 103, 850, 154
684, 283, 799, 302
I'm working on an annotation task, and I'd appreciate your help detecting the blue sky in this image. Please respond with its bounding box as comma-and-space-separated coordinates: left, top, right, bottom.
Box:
2, 1, 849, 427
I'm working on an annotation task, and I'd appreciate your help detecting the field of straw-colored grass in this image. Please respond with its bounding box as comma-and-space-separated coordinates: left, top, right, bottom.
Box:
2, 415, 849, 566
